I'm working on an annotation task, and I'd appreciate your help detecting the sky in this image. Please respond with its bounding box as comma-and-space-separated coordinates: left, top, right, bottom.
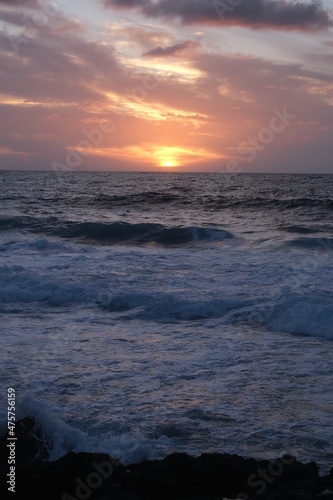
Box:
0, 0, 332, 172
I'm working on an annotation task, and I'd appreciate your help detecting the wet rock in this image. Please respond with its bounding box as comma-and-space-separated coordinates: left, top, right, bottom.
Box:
1, 418, 332, 500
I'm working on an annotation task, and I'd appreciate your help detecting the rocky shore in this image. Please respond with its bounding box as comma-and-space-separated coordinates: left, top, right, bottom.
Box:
1, 417, 332, 500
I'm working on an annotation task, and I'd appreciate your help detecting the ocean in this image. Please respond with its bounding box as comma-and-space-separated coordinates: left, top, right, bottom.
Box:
0, 171, 332, 472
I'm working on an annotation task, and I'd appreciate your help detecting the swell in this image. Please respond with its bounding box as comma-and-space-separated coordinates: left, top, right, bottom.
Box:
78, 195, 333, 212
3, 191, 333, 212
207, 197, 333, 211
0, 216, 233, 246
51, 222, 233, 246
283, 236, 333, 251
92, 191, 185, 207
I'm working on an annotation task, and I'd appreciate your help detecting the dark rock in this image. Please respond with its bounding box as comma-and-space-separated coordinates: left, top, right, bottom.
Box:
1, 418, 332, 500
0, 416, 50, 466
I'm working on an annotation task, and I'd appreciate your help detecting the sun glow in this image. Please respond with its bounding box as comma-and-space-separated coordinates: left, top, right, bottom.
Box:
75, 143, 222, 168
163, 161, 176, 167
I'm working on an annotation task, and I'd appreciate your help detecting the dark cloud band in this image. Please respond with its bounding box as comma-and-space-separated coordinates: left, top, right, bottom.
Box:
103, 0, 332, 31
143, 40, 200, 58
0, 0, 39, 5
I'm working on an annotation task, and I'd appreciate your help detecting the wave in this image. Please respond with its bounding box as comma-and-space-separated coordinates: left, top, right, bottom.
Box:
92, 190, 183, 207
226, 290, 333, 340
0, 261, 331, 339
100, 290, 333, 339
94, 192, 333, 212
99, 293, 248, 321
283, 237, 333, 252
0, 215, 36, 230
60, 192, 333, 212
203, 196, 333, 212
49, 222, 233, 246
0, 266, 90, 307
268, 292, 333, 340
0, 216, 233, 246
278, 225, 320, 234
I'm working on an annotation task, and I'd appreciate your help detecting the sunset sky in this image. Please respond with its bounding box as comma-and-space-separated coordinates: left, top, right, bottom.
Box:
0, 0, 332, 172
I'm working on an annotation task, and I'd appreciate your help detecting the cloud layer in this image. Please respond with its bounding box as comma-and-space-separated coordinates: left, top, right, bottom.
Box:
103, 0, 332, 31
0, 0, 332, 171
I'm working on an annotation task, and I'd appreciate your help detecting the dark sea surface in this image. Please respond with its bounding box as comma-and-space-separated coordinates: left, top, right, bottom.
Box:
0, 171, 332, 470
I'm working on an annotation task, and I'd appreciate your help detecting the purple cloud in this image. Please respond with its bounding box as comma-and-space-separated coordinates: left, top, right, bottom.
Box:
103, 0, 332, 31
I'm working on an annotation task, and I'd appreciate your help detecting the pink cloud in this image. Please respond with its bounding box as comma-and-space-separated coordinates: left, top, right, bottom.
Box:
0, 3, 332, 172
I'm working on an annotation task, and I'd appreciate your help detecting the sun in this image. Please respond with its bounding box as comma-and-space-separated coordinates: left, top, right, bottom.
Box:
154, 147, 187, 168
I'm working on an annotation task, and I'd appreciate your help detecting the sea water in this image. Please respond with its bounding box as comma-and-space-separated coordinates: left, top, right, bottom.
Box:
0, 171, 332, 471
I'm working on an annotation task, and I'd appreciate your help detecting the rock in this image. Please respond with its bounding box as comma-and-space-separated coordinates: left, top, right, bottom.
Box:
0, 416, 50, 466
1, 418, 332, 500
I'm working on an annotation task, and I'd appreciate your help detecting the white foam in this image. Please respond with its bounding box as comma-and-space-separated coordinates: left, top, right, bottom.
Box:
5, 393, 172, 465
0, 264, 91, 306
